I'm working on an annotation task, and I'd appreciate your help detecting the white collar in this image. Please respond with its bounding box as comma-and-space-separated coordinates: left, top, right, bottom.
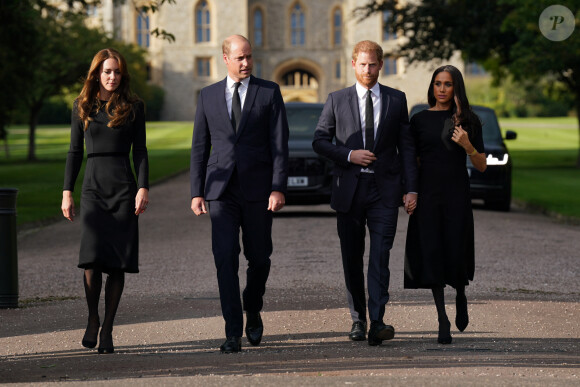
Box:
227, 76, 250, 89
355, 82, 380, 99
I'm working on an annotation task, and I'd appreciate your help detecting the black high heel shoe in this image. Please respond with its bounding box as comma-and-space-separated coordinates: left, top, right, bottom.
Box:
81, 319, 100, 349
455, 293, 469, 332
437, 318, 452, 344
97, 331, 114, 354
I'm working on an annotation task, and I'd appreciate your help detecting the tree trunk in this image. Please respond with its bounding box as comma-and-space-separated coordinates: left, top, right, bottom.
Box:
27, 105, 41, 162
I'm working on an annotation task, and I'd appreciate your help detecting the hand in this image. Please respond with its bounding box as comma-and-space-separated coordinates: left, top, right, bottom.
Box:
350, 150, 377, 167
191, 196, 207, 216
403, 193, 417, 215
451, 124, 471, 150
61, 190, 75, 222
135, 188, 149, 215
268, 191, 285, 212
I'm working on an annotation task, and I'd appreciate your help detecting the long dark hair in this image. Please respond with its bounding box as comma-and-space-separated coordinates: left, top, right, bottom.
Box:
76, 48, 138, 130
427, 65, 479, 130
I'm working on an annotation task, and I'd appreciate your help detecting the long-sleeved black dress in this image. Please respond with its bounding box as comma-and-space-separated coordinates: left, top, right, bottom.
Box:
404, 109, 484, 289
63, 100, 149, 273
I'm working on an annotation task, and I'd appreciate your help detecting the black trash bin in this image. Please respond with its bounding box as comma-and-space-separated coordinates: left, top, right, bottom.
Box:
0, 188, 18, 308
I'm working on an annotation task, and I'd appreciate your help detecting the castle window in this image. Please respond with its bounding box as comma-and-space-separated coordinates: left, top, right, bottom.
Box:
290, 3, 305, 46
382, 10, 397, 41
136, 13, 150, 47
195, 0, 211, 43
332, 8, 342, 47
253, 8, 264, 47
255, 60, 263, 78
383, 57, 398, 75
196, 57, 211, 78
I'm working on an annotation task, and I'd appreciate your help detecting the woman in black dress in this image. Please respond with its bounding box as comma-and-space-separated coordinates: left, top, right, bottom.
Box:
61, 48, 149, 354
404, 65, 486, 344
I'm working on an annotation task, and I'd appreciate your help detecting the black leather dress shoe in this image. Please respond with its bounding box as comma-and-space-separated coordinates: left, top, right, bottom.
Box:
368, 321, 395, 346
220, 336, 242, 353
348, 321, 367, 341
245, 312, 264, 346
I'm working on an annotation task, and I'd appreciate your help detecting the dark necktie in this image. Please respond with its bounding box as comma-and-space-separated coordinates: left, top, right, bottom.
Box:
231, 82, 242, 132
365, 90, 374, 151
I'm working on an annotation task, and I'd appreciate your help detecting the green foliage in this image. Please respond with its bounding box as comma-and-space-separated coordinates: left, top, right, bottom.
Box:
467, 77, 575, 117
357, 0, 580, 165
0, 121, 192, 226
0, 0, 168, 160
0, 0, 38, 139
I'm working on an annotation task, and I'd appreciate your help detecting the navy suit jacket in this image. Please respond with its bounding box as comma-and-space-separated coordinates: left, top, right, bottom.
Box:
312, 84, 418, 212
190, 75, 289, 202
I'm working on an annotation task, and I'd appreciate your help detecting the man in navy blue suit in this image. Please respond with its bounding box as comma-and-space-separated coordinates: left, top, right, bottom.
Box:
313, 40, 418, 346
190, 34, 289, 353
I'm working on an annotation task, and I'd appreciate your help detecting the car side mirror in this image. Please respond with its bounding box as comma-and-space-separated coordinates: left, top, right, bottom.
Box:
505, 130, 517, 140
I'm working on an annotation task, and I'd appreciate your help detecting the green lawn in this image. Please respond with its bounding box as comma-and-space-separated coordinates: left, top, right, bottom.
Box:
1, 117, 579, 226
0, 122, 193, 225
499, 117, 580, 219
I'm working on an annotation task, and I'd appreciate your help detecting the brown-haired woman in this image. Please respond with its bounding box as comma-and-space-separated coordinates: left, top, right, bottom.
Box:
404, 65, 486, 344
61, 48, 149, 354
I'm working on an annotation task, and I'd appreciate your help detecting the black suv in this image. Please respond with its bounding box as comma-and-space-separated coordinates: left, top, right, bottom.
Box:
410, 104, 517, 211
285, 102, 332, 204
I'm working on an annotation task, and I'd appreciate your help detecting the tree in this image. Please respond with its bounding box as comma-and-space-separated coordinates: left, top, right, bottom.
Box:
357, 0, 580, 167
0, 0, 39, 157
19, 3, 115, 161
0, 0, 173, 161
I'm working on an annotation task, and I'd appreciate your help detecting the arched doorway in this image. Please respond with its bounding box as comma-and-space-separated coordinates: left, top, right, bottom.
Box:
273, 59, 322, 103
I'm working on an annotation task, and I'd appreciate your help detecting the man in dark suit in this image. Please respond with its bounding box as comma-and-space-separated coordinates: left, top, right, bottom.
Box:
190, 34, 289, 353
312, 40, 418, 346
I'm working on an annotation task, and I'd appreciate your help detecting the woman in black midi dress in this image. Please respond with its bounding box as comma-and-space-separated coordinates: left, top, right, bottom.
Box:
404, 65, 486, 344
61, 48, 149, 354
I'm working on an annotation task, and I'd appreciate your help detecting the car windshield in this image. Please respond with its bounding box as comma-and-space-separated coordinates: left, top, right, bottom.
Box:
286, 106, 323, 141
410, 104, 503, 144
473, 108, 503, 144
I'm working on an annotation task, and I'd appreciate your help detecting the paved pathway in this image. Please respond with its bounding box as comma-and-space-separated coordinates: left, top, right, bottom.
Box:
1, 172, 578, 386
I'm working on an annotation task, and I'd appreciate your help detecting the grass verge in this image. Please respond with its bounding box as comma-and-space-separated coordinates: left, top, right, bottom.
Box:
499, 117, 580, 220
0, 122, 193, 226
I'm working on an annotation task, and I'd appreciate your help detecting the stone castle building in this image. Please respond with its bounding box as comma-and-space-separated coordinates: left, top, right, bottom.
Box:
90, 0, 464, 121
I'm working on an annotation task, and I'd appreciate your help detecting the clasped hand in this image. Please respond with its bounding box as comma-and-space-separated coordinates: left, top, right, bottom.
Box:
451, 124, 471, 150
350, 149, 377, 167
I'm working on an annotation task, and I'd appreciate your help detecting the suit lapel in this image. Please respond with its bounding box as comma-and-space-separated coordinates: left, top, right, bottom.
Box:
347, 86, 364, 148
375, 85, 391, 146
236, 76, 258, 138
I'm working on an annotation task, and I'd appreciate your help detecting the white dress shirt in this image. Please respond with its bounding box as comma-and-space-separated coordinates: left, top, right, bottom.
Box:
348, 82, 381, 172
225, 76, 250, 119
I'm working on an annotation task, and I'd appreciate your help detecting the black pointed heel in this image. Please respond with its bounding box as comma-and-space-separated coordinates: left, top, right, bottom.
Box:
455, 293, 469, 332
97, 331, 115, 354
81, 319, 100, 349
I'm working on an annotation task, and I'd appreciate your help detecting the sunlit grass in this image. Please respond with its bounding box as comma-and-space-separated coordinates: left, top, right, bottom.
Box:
1, 117, 579, 225
0, 122, 193, 225
499, 117, 580, 219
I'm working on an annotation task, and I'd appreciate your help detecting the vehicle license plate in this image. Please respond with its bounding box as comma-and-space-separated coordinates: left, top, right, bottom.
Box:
288, 176, 308, 187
